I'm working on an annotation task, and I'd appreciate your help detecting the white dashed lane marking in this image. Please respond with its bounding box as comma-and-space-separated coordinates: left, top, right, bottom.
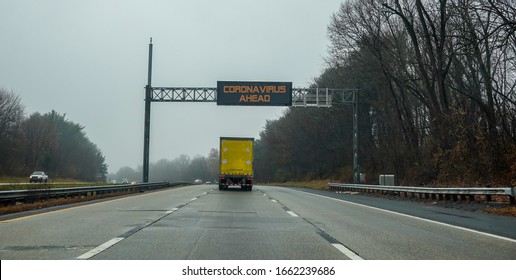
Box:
77, 237, 124, 260
287, 211, 298, 217
332, 244, 363, 260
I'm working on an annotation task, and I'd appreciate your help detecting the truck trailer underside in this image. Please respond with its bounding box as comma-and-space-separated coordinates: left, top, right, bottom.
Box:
219, 175, 253, 191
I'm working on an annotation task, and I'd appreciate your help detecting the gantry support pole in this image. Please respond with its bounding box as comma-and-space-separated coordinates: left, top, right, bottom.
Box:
143, 38, 153, 182
352, 90, 360, 184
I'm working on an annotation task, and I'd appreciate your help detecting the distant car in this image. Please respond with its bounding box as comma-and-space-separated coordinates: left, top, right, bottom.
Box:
29, 171, 48, 183
206, 181, 211, 184
194, 179, 203, 184
121, 178, 129, 184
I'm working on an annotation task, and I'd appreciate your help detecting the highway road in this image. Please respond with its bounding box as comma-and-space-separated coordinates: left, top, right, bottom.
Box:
0, 184, 515, 260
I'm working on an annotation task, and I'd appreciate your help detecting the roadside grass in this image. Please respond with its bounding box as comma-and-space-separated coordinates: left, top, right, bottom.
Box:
481, 206, 516, 217
264, 180, 329, 190
0, 191, 137, 216
0, 176, 81, 183
0, 179, 124, 216
0, 177, 111, 191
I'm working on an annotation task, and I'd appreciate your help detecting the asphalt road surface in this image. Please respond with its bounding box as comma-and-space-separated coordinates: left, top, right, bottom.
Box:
1, 184, 515, 260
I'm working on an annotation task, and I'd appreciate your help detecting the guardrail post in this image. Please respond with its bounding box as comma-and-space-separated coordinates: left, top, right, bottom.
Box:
510, 187, 515, 204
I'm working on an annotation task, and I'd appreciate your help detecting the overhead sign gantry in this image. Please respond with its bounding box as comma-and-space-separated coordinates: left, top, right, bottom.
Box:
216, 81, 292, 106
142, 39, 360, 183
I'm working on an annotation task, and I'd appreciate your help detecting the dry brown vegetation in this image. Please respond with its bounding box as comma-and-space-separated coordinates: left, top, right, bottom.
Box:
0, 191, 136, 217
481, 206, 516, 217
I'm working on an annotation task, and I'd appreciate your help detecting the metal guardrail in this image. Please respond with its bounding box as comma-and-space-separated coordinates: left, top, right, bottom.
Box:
0, 181, 191, 202
328, 183, 516, 204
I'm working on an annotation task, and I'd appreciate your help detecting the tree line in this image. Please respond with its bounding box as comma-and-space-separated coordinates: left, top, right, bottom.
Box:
255, 0, 516, 186
0, 89, 107, 181
109, 148, 219, 183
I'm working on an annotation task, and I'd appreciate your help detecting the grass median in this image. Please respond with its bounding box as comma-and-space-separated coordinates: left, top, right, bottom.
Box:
0, 178, 128, 216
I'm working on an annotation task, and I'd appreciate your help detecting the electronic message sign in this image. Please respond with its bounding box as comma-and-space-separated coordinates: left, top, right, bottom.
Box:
217, 81, 292, 106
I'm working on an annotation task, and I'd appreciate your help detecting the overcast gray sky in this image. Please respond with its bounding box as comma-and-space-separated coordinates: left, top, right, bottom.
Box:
1, 0, 343, 174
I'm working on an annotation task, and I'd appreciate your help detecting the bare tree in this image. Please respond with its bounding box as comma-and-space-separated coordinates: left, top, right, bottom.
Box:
0, 89, 24, 175
17, 113, 59, 172
0, 89, 24, 138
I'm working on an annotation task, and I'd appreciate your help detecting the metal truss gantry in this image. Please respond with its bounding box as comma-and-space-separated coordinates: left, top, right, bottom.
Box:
148, 87, 356, 106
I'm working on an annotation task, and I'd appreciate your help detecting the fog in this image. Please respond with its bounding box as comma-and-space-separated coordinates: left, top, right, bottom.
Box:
0, 0, 343, 173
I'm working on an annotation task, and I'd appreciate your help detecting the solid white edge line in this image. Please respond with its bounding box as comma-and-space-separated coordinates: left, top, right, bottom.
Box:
303, 191, 516, 243
287, 210, 298, 217
77, 237, 124, 259
332, 243, 363, 260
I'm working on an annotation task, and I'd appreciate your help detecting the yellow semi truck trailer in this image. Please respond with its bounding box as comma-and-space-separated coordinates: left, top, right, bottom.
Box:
218, 137, 254, 191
